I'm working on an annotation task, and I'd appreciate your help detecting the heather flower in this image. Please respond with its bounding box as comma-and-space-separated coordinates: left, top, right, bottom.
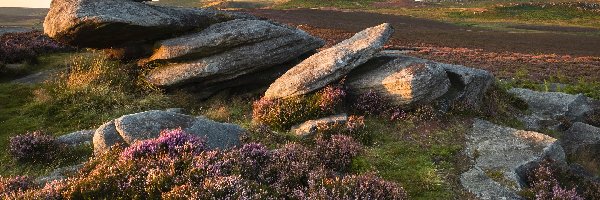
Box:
9, 131, 63, 163
528, 163, 584, 200
351, 90, 388, 115
318, 84, 346, 112
120, 128, 206, 159
0, 176, 34, 198
315, 135, 362, 173
236, 143, 273, 182
253, 84, 346, 130
0, 31, 72, 63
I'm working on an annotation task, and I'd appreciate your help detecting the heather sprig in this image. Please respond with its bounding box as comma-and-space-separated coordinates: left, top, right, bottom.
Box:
9, 131, 64, 163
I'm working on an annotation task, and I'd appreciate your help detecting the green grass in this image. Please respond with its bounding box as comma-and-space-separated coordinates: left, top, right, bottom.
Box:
356, 117, 470, 199
0, 52, 200, 176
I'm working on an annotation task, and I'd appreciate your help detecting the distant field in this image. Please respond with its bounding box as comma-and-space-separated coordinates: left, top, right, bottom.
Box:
0, 7, 47, 29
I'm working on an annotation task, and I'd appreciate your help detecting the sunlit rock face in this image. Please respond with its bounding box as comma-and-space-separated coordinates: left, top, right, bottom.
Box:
144, 19, 324, 87
347, 55, 450, 108
264, 23, 394, 100
43, 0, 251, 48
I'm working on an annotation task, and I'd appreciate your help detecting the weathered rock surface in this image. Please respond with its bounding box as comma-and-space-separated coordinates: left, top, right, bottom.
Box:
439, 64, 494, 108
145, 19, 324, 87
93, 120, 126, 154
44, 0, 251, 48
93, 110, 244, 154
291, 114, 348, 137
35, 164, 84, 185
347, 55, 450, 107
561, 122, 600, 175
461, 119, 566, 199
57, 130, 94, 146
264, 23, 394, 99
508, 88, 593, 131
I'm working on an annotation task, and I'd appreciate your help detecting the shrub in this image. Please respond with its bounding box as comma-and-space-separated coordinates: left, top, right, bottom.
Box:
519, 161, 599, 200
297, 170, 407, 199
350, 90, 388, 115
0, 176, 34, 198
253, 84, 346, 131
9, 131, 63, 163
315, 135, 362, 173
527, 164, 583, 200
0, 31, 72, 64
120, 128, 206, 159
5, 129, 405, 199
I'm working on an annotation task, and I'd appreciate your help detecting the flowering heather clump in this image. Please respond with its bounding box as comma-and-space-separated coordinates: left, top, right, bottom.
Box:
523, 163, 584, 200
9, 131, 63, 163
299, 171, 407, 199
120, 128, 206, 159
5, 128, 405, 199
253, 84, 347, 130
0, 176, 34, 198
318, 84, 346, 112
315, 135, 362, 172
351, 90, 388, 115
0, 31, 72, 63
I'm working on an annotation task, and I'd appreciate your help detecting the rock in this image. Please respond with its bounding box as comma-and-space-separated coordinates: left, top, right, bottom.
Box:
35, 164, 84, 185
93, 110, 244, 154
291, 114, 348, 137
186, 116, 244, 149
93, 120, 126, 154
165, 108, 186, 114
115, 110, 195, 144
460, 167, 524, 200
264, 23, 394, 99
439, 64, 494, 108
44, 0, 252, 48
57, 130, 94, 146
461, 119, 566, 199
561, 122, 600, 175
508, 88, 593, 131
347, 55, 450, 107
145, 19, 324, 88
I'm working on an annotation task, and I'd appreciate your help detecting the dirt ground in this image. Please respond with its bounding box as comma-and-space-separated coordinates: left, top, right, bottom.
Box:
246, 9, 600, 82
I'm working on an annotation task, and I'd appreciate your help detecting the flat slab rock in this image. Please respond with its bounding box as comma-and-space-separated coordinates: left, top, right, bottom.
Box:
57, 130, 95, 146
461, 119, 565, 199
93, 110, 244, 154
264, 23, 394, 99
44, 0, 252, 48
509, 88, 593, 131
291, 114, 348, 137
145, 19, 324, 87
347, 55, 450, 108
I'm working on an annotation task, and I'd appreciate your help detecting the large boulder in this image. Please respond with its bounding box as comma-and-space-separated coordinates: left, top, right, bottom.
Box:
145, 19, 324, 88
508, 88, 593, 131
93, 110, 244, 154
439, 63, 494, 108
57, 130, 94, 146
561, 122, 600, 175
461, 119, 565, 199
347, 55, 450, 108
44, 0, 252, 48
263, 23, 394, 99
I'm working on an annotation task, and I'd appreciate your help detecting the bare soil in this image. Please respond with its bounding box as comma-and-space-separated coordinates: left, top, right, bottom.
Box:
246, 9, 600, 56
246, 9, 600, 82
